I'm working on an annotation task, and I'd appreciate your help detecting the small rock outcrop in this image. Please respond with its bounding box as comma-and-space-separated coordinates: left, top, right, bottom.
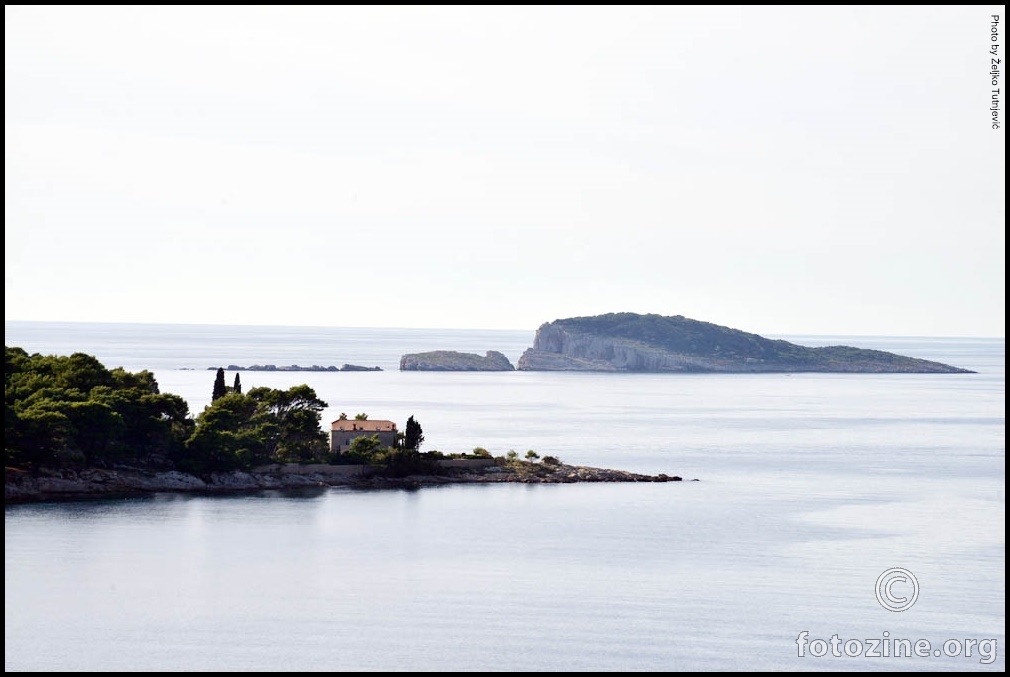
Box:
211, 364, 381, 372
400, 350, 515, 371
340, 364, 382, 372
517, 313, 974, 373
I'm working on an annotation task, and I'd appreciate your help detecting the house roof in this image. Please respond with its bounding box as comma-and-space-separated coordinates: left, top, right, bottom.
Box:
330, 419, 397, 432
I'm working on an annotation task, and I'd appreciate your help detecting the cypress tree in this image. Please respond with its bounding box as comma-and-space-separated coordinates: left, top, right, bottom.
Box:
233, 372, 242, 394
212, 368, 227, 401
404, 415, 424, 451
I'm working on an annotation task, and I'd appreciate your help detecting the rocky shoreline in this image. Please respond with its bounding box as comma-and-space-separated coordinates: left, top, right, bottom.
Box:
5, 464, 685, 504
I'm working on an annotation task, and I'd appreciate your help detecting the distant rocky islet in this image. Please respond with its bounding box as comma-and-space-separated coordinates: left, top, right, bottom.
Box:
399, 350, 514, 371
399, 312, 974, 374
203, 364, 382, 372
204, 313, 974, 374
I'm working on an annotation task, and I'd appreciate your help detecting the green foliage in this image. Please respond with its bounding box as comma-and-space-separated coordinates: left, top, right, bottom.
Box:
404, 415, 424, 451
5, 346, 337, 475
233, 373, 242, 394
10, 407, 72, 467
212, 368, 227, 401
542, 455, 562, 466
7, 345, 578, 485
338, 412, 348, 420
348, 434, 382, 457
5, 346, 192, 469
369, 447, 438, 477
354, 412, 369, 420
185, 384, 329, 471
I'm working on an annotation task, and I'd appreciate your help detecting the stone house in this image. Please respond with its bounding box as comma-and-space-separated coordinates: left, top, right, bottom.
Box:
330, 419, 398, 453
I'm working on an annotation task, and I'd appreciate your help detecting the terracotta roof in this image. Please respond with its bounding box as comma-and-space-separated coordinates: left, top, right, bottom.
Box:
330, 419, 397, 432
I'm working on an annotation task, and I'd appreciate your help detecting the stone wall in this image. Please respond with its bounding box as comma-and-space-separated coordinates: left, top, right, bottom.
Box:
435, 459, 497, 469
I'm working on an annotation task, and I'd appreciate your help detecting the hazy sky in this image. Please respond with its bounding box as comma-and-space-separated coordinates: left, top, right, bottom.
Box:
5, 6, 1005, 336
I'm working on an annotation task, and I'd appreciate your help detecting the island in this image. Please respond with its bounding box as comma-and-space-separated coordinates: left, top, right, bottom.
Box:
400, 350, 515, 371
212, 364, 382, 372
516, 313, 973, 373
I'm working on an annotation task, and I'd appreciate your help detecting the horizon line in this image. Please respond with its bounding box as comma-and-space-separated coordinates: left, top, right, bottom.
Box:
3, 318, 1005, 342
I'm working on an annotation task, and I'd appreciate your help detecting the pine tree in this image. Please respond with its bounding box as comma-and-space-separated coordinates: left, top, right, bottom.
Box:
212, 368, 227, 401
233, 373, 242, 394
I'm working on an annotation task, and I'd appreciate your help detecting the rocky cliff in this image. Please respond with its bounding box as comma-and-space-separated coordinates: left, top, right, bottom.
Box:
400, 350, 515, 371
516, 313, 974, 373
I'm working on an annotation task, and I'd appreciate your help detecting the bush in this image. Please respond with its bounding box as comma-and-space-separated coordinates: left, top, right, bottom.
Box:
472, 447, 492, 458
372, 448, 439, 478
542, 455, 561, 466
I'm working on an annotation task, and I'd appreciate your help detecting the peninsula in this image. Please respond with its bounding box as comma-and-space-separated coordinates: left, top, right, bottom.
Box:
516, 313, 973, 373
5, 458, 683, 504
5, 346, 678, 505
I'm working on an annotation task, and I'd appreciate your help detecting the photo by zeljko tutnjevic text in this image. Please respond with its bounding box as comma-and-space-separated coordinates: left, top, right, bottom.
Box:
991, 13, 1002, 129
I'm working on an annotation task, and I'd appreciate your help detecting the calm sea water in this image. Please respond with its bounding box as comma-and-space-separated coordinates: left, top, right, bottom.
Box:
4, 322, 1005, 671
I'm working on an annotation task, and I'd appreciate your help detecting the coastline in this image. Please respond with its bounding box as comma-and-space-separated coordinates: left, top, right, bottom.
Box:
4, 464, 685, 505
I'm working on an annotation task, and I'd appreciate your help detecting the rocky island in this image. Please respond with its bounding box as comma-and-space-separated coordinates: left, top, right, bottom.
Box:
212, 364, 382, 372
400, 350, 515, 371
517, 313, 973, 373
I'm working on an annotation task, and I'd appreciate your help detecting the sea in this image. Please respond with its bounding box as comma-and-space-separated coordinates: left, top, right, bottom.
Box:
4, 321, 1005, 671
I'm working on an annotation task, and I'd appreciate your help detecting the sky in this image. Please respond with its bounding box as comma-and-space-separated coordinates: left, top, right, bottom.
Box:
4, 6, 1005, 337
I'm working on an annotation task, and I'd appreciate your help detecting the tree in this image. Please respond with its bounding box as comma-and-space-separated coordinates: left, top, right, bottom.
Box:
348, 434, 382, 457
354, 412, 368, 420
233, 373, 242, 394
212, 368, 227, 401
5, 347, 192, 469
338, 412, 348, 420
245, 384, 329, 463
185, 383, 329, 470
404, 415, 424, 451
525, 450, 540, 463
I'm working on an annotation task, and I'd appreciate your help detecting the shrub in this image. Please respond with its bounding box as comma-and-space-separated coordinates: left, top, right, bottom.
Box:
373, 448, 439, 478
